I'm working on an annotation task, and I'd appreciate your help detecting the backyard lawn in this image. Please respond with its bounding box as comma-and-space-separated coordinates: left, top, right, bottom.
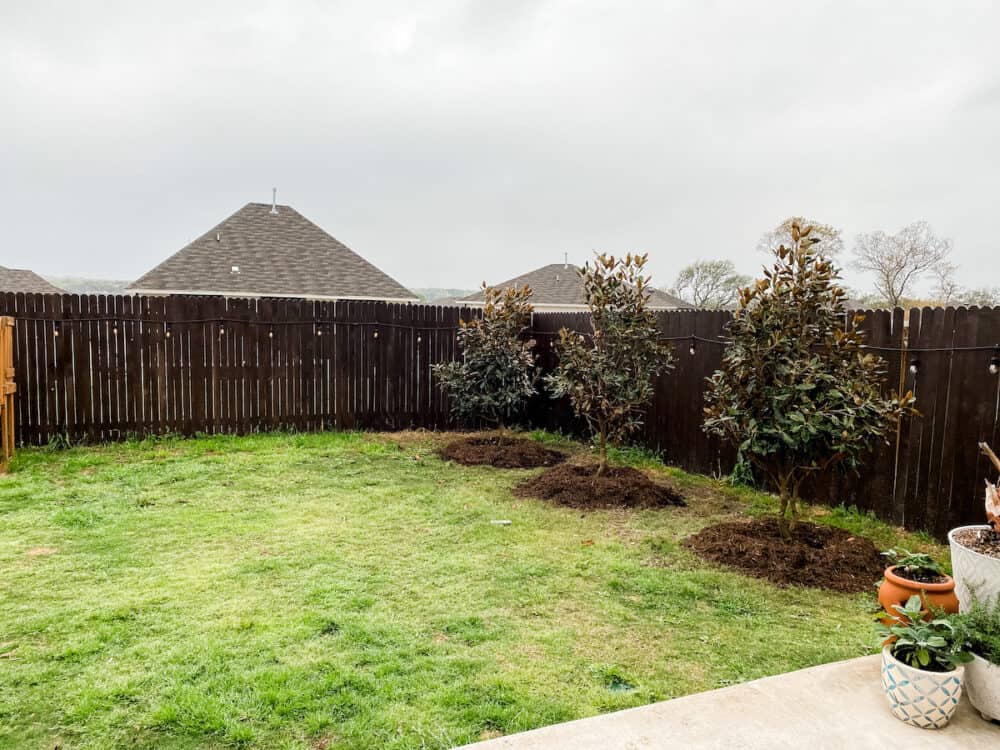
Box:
0, 431, 940, 750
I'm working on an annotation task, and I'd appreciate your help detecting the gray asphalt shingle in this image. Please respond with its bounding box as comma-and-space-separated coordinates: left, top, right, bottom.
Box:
460, 263, 693, 309
128, 203, 417, 301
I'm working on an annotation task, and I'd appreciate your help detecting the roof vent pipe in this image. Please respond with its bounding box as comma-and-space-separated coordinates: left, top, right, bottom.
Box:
563, 252, 568, 269
270, 187, 278, 215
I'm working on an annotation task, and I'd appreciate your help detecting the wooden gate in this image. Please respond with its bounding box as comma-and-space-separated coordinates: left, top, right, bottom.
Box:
0, 316, 14, 472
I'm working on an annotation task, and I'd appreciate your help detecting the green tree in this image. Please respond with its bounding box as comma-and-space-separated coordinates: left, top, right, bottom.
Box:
668, 259, 750, 309
704, 222, 914, 538
546, 253, 674, 475
433, 284, 537, 429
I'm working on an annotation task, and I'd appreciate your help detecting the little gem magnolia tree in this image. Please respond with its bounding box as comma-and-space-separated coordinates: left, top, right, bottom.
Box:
433, 283, 537, 429
703, 224, 914, 537
546, 253, 674, 474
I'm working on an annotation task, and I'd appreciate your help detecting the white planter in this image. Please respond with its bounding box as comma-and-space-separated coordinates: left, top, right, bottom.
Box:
949, 525, 1000, 611
881, 647, 964, 729
966, 653, 1000, 722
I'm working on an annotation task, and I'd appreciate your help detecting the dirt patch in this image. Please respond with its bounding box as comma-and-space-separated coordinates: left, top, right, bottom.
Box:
514, 463, 686, 509
26, 546, 57, 558
952, 527, 1000, 559
683, 516, 884, 593
439, 435, 564, 469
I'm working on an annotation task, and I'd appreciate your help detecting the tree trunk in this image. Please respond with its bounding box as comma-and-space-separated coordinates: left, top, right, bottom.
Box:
596, 427, 608, 477
776, 473, 792, 540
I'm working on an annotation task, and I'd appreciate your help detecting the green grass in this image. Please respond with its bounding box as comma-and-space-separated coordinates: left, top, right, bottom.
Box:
0, 430, 942, 749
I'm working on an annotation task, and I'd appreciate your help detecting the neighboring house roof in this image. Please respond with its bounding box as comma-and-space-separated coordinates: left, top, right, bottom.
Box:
460, 263, 694, 310
0, 266, 68, 294
128, 202, 418, 301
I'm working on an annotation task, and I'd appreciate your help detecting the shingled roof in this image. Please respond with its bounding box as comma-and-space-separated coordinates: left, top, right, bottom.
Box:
0, 266, 67, 294
460, 263, 693, 310
128, 202, 418, 301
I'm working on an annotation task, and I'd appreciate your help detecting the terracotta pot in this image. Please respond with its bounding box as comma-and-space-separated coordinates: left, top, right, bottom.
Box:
948, 525, 1000, 612
965, 653, 1000, 722
881, 647, 964, 729
877, 566, 959, 624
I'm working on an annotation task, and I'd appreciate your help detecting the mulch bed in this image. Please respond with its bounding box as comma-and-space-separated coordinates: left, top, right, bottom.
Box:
683, 516, 884, 593
514, 463, 686, 509
438, 435, 565, 469
952, 527, 1000, 559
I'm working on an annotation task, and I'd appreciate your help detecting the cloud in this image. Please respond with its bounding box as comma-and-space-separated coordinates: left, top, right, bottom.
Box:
1, 0, 997, 295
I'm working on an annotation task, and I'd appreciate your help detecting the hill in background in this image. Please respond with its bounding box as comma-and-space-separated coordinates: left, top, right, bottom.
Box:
45, 276, 132, 294
410, 288, 476, 303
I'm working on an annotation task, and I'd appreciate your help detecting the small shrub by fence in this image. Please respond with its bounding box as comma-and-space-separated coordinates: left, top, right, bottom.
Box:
1, 291, 998, 538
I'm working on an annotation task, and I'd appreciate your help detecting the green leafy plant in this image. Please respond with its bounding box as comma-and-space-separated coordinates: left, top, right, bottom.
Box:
877, 595, 971, 672
881, 548, 945, 579
704, 222, 915, 538
956, 596, 1000, 665
433, 283, 537, 429
545, 253, 674, 475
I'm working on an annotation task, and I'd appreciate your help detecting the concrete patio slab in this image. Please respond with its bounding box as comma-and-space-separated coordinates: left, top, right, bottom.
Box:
458, 655, 1000, 749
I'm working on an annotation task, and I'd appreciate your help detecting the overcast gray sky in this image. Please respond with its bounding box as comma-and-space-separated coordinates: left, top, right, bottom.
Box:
2, 1, 998, 294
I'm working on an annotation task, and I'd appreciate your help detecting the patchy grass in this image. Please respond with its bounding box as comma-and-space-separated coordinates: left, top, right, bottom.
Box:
0, 431, 941, 749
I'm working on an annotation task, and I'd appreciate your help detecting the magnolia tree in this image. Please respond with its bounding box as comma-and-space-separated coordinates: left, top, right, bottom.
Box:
546, 253, 674, 475
704, 223, 914, 538
433, 284, 537, 429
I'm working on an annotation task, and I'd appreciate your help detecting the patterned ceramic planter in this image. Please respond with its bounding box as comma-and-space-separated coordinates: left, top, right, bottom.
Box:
881, 647, 964, 729
949, 525, 1000, 611
965, 653, 1000, 722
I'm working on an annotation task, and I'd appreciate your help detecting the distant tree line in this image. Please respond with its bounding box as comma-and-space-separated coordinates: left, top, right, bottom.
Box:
665, 216, 999, 310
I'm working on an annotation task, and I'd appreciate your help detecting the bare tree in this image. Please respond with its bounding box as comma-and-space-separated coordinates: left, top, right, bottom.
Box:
757, 216, 844, 256
667, 259, 750, 309
852, 221, 952, 309
959, 286, 1000, 308
931, 261, 962, 306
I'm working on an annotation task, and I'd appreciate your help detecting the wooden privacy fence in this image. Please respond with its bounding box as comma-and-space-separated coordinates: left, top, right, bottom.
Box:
0, 293, 477, 443
531, 306, 1000, 539
2, 291, 999, 538
0, 316, 14, 472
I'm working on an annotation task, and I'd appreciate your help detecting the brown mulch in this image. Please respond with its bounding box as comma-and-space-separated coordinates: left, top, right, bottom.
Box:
438, 435, 565, 469
513, 463, 686, 509
683, 516, 884, 593
953, 527, 1000, 559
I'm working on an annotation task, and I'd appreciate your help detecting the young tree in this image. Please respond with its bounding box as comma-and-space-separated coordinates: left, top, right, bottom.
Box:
433, 284, 537, 429
668, 259, 751, 309
704, 222, 914, 538
757, 216, 844, 256
546, 253, 674, 475
852, 221, 952, 308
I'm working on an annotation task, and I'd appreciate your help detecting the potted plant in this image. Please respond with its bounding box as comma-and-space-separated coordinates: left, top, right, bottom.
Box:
878, 548, 958, 623
957, 595, 1000, 722
948, 442, 1000, 611
877, 595, 971, 729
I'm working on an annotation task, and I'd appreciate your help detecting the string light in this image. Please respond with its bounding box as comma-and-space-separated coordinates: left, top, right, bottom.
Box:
688, 336, 696, 356
53, 321, 60, 337
908, 356, 920, 375
268, 328, 274, 339
164, 323, 172, 339
373, 330, 379, 339
111, 322, 118, 336
990, 345, 1000, 375
218, 320, 226, 336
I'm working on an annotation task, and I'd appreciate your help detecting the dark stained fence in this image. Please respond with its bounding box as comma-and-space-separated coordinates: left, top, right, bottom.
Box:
0, 293, 477, 443
3, 291, 999, 538
531, 306, 1000, 539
